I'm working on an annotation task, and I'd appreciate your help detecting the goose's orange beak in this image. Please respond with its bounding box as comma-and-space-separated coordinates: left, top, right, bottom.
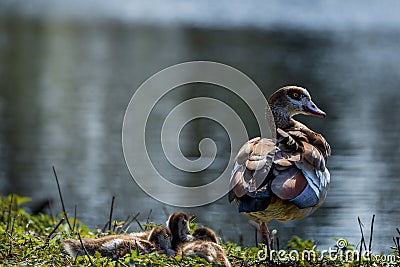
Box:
303, 99, 326, 118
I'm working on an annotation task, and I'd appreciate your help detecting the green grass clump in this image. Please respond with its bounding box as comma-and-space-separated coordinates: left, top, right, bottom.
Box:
0, 194, 399, 266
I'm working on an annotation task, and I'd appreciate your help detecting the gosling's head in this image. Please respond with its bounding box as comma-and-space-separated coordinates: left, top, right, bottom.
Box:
166, 212, 193, 247
148, 226, 172, 250
192, 227, 219, 244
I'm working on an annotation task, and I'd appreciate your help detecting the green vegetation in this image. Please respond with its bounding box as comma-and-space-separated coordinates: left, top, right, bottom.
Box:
0, 194, 399, 266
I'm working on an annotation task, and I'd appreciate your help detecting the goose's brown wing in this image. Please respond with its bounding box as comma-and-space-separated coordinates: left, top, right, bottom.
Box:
229, 127, 331, 212
228, 137, 275, 201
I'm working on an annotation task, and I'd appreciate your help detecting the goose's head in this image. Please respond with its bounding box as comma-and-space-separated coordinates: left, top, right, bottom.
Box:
192, 227, 219, 244
268, 86, 326, 128
166, 212, 194, 248
148, 226, 172, 251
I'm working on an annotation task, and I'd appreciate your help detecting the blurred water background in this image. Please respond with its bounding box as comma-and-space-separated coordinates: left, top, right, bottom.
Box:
1, 0, 399, 253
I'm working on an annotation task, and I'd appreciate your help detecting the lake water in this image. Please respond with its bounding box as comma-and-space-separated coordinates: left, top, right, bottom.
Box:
1, 0, 399, 253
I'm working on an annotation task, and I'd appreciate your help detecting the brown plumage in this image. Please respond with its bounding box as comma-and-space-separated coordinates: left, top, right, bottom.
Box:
192, 227, 219, 243
177, 226, 231, 267
178, 241, 231, 267
62, 235, 154, 259
166, 212, 194, 250
147, 226, 175, 256
165, 213, 231, 266
229, 86, 331, 225
62, 226, 172, 259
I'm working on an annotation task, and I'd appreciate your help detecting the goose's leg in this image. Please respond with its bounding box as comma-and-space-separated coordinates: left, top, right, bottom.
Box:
260, 222, 271, 249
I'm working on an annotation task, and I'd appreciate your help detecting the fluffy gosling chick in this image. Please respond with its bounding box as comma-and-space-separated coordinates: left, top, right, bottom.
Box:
178, 227, 231, 267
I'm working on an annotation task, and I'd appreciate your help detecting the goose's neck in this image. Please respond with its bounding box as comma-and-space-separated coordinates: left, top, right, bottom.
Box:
271, 106, 295, 129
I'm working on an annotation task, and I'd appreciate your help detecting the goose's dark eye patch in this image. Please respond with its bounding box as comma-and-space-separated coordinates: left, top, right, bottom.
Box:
289, 91, 302, 100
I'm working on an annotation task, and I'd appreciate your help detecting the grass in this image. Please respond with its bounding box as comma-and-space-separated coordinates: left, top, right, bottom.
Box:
0, 194, 399, 266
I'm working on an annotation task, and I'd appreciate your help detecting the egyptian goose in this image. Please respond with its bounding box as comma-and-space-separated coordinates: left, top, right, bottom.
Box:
62, 226, 172, 259
192, 227, 219, 243
178, 240, 231, 266
147, 226, 175, 256
178, 228, 231, 267
166, 212, 194, 250
229, 86, 331, 244
168, 220, 231, 267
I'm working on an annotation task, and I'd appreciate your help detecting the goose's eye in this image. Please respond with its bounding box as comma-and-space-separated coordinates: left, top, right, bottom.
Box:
290, 92, 301, 100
